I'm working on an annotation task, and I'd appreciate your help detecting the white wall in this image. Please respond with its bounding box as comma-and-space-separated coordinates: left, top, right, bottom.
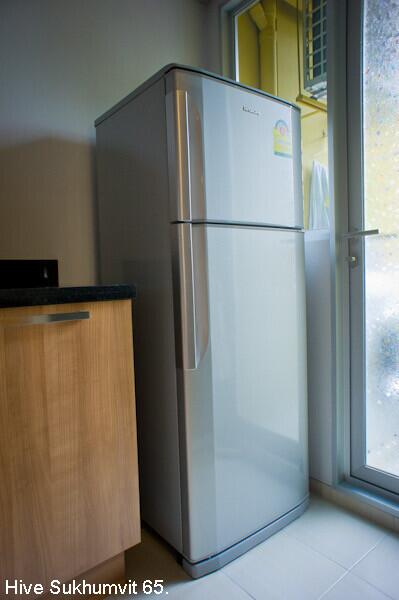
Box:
0, 0, 206, 285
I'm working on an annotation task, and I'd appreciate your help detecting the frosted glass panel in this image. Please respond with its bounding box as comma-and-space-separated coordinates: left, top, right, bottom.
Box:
363, 0, 399, 475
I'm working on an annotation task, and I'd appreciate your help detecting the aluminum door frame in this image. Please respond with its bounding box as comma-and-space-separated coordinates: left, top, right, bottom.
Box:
347, 0, 399, 495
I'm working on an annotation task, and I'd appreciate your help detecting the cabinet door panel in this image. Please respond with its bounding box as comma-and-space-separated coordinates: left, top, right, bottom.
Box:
0, 300, 140, 592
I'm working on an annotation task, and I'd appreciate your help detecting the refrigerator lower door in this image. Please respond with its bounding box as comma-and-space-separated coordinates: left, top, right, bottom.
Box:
173, 223, 308, 572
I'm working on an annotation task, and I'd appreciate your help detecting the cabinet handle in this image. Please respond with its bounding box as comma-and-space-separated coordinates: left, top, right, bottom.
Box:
3, 311, 90, 327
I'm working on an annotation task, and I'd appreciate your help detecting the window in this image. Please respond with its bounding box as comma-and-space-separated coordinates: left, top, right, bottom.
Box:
303, 0, 327, 98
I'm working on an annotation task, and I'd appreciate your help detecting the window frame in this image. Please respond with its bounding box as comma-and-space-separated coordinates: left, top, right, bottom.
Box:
222, 0, 263, 81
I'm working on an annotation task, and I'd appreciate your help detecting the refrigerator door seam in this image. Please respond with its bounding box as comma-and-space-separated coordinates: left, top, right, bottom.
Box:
171, 220, 305, 232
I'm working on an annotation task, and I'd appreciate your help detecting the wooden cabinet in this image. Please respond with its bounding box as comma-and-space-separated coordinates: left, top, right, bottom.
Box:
0, 299, 140, 595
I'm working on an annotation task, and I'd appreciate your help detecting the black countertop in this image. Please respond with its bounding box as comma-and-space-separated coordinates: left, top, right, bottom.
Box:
0, 285, 136, 309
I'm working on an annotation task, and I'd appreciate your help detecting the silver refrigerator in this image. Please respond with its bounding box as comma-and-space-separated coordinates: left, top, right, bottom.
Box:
95, 65, 308, 578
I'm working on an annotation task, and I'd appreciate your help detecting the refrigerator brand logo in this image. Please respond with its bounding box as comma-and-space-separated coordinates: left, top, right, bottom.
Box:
242, 105, 260, 116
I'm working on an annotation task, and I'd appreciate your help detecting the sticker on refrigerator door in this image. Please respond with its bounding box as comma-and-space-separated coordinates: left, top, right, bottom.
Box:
273, 120, 292, 158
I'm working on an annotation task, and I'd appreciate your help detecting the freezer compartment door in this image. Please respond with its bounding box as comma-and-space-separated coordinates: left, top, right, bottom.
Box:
166, 70, 303, 228
172, 223, 308, 564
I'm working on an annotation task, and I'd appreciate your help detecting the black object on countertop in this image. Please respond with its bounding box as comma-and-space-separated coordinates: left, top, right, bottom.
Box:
0, 260, 59, 289
0, 285, 136, 308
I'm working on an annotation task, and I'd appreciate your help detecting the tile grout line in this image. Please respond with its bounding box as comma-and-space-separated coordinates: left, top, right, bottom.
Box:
283, 528, 362, 572
318, 567, 395, 600
345, 534, 396, 600
207, 505, 393, 600
222, 532, 347, 600
284, 512, 390, 572
221, 569, 266, 600
346, 532, 387, 573
282, 503, 392, 599
317, 533, 394, 600
316, 568, 349, 600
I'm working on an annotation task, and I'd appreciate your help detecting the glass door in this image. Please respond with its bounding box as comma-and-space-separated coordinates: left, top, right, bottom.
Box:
349, 0, 399, 493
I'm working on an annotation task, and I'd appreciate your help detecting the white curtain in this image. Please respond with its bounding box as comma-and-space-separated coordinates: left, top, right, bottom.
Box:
309, 160, 330, 230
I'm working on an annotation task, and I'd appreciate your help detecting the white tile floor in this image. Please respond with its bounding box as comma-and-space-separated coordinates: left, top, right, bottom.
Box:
112, 495, 399, 599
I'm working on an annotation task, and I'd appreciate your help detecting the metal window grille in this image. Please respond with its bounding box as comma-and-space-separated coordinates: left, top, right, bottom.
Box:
304, 0, 327, 97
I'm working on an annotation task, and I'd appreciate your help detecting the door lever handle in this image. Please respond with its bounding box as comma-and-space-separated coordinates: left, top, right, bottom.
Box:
342, 228, 379, 239
346, 256, 358, 268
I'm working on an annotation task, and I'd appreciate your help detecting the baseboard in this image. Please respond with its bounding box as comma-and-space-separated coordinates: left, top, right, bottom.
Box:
310, 477, 399, 533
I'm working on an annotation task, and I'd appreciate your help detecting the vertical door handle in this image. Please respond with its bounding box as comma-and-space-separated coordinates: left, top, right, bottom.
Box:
176, 223, 197, 369
173, 224, 209, 371
166, 89, 206, 221
186, 95, 206, 220
166, 90, 192, 221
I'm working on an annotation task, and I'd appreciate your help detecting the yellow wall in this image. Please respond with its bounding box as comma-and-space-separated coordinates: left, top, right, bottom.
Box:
237, 0, 328, 228
237, 12, 260, 89
275, 0, 298, 103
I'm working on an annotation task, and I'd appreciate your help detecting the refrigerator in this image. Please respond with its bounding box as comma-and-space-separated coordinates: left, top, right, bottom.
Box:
95, 64, 309, 578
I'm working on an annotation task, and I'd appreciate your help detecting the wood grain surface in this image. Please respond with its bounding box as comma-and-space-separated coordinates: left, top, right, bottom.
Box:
0, 300, 140, 598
